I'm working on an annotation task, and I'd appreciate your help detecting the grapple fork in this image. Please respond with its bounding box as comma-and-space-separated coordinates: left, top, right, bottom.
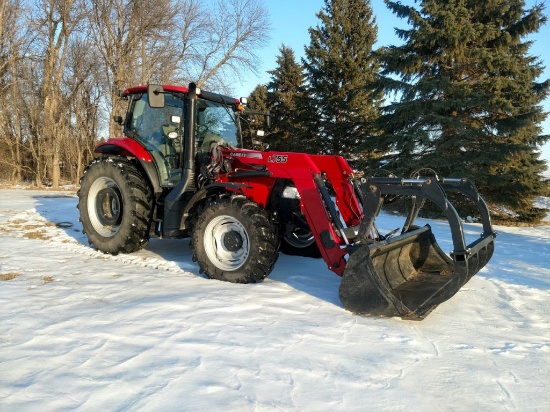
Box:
339, 177, 496, 320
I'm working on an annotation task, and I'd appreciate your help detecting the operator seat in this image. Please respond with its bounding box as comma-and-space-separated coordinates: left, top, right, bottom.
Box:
200, 133, 224, 153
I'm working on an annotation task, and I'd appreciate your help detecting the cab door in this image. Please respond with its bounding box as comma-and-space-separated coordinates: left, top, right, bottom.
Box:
125, 92, 185, 187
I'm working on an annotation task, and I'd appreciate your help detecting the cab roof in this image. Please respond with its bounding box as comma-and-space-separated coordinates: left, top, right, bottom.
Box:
122, 84, 240, 106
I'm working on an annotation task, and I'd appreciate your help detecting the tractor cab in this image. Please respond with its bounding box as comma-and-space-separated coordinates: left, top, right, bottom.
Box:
121, 84, 242, 188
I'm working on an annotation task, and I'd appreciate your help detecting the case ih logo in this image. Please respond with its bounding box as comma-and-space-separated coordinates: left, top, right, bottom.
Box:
268, 155, 288, 163
229, 152, 263, 159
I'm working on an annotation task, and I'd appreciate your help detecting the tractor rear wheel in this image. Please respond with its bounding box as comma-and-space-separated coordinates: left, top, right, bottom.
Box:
77, 156, 153, 254
192, 196, 278, 283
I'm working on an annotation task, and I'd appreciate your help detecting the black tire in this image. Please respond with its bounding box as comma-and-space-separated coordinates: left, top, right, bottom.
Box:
277, 195, 322, 258
280, 226, 322, 258
77, 156, 153, 254
192, 196, 278, 283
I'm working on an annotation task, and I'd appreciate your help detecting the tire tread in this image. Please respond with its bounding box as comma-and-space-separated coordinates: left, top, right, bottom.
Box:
191, 196, 278, 283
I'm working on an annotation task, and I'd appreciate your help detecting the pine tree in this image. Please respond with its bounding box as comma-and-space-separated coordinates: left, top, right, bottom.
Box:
241, 84, 269, 149
264, 45, 308, 151
302, 0, 383, 161
375, 0, 549, 222
247, 84, 269, 114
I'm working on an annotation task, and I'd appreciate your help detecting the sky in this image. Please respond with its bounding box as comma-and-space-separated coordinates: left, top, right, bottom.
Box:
235, 0, 550, 167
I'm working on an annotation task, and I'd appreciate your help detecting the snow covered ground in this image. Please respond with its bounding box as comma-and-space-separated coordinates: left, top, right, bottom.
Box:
0, 189, 548, 411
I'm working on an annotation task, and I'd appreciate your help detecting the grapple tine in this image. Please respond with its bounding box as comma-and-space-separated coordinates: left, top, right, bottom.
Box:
340, 177, 496, 320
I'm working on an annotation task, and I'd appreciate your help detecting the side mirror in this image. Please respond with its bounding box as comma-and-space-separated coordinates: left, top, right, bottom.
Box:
147, 84, 165, 108
113, 115, 123, 125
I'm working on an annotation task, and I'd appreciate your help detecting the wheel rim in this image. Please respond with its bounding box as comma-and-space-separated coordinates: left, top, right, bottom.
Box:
203, 215, 250, 271
87, 177, 123, 237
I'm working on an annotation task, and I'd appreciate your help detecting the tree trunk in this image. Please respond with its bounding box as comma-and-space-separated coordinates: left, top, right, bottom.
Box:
52, 150, 60, 189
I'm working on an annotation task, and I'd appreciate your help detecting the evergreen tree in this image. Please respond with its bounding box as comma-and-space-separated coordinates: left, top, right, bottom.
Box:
375, 0, 549, 222
265, 45, 308, 151
302, 0, 383, 161
241, 84, 269, 149
247, 84, 269, 114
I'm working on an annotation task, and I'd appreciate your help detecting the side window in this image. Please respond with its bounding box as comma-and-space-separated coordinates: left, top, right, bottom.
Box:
124, 92, 185, 186
126, 93, 184, 151
129, 98, 146, 131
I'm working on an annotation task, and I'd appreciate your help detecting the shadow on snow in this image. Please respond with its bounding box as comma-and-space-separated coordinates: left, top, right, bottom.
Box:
33, 194, 344, 308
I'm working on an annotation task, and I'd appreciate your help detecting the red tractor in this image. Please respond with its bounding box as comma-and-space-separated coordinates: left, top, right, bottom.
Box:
78, 83, 496, 319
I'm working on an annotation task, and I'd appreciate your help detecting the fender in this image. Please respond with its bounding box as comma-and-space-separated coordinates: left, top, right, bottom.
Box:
165, 182, 251, 236
95, 137, 161, 193
96, 137, 153, 162
182, 182, 252, 222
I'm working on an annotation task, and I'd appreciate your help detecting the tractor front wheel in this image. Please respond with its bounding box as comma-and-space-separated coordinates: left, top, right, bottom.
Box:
77, 156, 153, 254
192, 196, 278, 283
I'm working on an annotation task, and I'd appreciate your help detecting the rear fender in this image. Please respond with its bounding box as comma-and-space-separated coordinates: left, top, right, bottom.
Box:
96, 137, 153, 162
95, 137, 161, 194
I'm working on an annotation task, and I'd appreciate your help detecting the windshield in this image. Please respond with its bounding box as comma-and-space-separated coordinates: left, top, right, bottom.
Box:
196, 99, 241, 152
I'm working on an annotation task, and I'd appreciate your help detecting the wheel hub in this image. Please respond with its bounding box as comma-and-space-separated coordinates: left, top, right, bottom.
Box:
96, 187, 122, 226
223, 230, 243, 252
87, 176, 123, 238
203, 215, 250, 271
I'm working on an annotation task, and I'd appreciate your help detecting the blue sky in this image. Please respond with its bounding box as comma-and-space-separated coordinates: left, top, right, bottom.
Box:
235, 0, 550, 166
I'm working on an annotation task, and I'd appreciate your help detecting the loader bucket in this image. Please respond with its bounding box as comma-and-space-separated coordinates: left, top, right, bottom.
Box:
339, 177, 496, 320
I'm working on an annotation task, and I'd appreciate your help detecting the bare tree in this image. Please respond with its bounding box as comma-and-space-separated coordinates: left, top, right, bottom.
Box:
90, 0, 270, 133
0, 0, 24, 182
174, 0, 270, 93
88, 0, 178, 135
62, 36, 103, 183
23, 0, 84, 188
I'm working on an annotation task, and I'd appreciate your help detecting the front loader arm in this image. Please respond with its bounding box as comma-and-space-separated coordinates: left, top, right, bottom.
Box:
224, 150, 360, 275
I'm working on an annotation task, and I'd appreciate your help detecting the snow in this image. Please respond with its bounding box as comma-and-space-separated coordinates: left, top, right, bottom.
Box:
0, 189, 549, 411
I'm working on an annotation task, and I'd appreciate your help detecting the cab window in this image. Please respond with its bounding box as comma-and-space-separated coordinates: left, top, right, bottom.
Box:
126, 92, 184, 151
125, 92, 185, 187
196, 99, 240, 152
